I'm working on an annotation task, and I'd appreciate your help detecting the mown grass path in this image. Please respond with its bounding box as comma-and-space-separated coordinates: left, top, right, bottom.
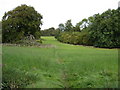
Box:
3, 36, 118, 88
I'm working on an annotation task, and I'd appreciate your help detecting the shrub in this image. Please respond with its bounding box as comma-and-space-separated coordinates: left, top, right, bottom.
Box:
56, 31, 92, 46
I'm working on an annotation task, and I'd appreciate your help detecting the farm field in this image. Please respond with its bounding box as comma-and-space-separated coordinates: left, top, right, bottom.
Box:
2, 36, 118, 88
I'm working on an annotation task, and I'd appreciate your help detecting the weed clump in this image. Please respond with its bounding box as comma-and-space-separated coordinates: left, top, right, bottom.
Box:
2, 66, 38, 89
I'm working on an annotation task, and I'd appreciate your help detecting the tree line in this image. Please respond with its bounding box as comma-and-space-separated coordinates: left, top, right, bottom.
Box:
55, 8, 120, 48
41, 27, 59, 36
2, 4, 120, 48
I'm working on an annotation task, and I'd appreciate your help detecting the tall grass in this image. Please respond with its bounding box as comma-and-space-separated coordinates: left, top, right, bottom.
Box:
2, 36, 118, 88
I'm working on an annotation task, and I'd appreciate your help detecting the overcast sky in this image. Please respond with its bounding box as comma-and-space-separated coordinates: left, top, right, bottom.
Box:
0, 0, 119, 29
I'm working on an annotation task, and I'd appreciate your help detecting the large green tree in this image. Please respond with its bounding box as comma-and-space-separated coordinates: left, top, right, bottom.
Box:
2, 4, 43, 43
88, 9, 120, 48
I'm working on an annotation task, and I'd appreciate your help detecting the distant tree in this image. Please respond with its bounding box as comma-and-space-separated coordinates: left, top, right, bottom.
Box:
88, 16, 95, 25
80, 18, 88, 29
48, 27, 56, 36
58, 23, 65, 31
2, 4, 43, 43
73, 22, 82, 32
41, 27, 57, 36
64, 20, 73, 32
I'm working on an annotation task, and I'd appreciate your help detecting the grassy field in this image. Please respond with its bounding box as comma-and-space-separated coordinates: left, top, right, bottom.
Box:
2, 36, 118, 88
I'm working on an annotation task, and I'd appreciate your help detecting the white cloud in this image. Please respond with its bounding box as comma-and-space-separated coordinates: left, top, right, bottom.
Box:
0, 0, 119, 29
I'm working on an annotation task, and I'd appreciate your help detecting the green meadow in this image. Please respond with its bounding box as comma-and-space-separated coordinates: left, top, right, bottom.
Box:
2, 36, 118, 88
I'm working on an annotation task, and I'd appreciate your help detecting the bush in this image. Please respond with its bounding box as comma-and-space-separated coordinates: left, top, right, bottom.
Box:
56, 31, 92, 46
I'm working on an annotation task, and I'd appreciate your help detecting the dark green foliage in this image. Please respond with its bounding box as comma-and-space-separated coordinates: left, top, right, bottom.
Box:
78, 29, 92, 45
41, 27, 59, 36
88, 8, 120, 48
57, 32, 79, 44
59, 23, 65, 31
56, 8, 120, 48
64, 20, 73, 32
73, 22, 81, 32
2, 4, 43, 43
34, 31, 41, 39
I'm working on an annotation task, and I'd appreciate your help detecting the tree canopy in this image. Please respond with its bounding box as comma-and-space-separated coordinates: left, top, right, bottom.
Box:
56, 8, 120, 48
58, 23, 65, 31
64, 20, 73, 32
88, 9, 120, 48
2, 4, 43, 43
